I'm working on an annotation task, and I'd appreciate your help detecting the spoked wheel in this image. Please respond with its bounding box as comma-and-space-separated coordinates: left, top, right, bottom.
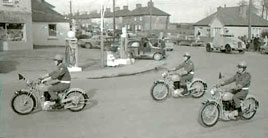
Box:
190, 81, 207, 98
151, 82, 169, 101
11, 92, 36, 115
199, 102, 220, 127
66, 90, 88, 112
241, 97, 259, 120
153, 53, 163, 61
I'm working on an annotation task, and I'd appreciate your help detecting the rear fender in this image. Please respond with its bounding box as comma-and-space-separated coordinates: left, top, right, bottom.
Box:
15, 89, 31, 95
154, 80, 165, 84
190, 79, 208, 90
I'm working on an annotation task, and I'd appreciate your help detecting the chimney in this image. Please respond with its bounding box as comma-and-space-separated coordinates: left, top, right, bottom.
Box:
239, 4, 247, 18
115, 7, 120, 11
217, 6, 222, 11
106, 8, 111, 12
147, 0, 154, 8
123, 6, 128, 10
136, 4, 142, 8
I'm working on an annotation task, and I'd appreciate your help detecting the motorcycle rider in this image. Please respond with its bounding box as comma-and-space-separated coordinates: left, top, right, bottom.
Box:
216, 61, 251, 119
169, 52, 194, 96
40, 54, 71, 108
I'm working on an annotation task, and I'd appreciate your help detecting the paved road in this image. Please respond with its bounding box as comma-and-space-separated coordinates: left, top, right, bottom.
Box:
1, 46, 268, 138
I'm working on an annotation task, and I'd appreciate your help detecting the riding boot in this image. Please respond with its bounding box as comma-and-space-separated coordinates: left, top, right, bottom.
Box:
180, 85, 188, 95
237, 107, 243, 117
52, 98, 64, 109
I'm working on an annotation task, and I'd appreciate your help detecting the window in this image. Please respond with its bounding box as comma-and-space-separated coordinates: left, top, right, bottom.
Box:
48, 24, 57, 37
139, 17, 142, 21
0, 23, 25, 41
134, 17, 137, 21
3, 0, 14, 5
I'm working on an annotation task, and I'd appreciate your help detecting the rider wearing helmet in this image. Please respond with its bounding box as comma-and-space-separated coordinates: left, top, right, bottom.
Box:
169, 52, 195, 96
217, 61, 251, 119
40, 54, 71, 108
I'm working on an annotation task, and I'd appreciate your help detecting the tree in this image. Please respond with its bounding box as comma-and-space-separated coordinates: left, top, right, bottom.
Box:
260, 0, 268, 19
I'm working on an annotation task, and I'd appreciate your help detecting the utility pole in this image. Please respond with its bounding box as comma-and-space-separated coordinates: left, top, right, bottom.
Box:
113, 0, 115, 37
100, 1, 104, 68
248, 0, 253, 50
149, 0, 152, 33
69, 0, 73, 30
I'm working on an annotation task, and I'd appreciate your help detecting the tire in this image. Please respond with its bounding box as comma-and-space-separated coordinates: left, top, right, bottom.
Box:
190, 80, 207, 98
151, 82, 169, 101
260, 48, 266, 54
85, 43, 92, 49
206, 44, 212, 52
11, 92, 36, 115
239, 50, 245, 54
128, 52, 134, 58
241, 97, 258, 120
153, 53, 162, 61
199, 102, 220, 127
66, 90, 88, 112
225, 45, 232, 54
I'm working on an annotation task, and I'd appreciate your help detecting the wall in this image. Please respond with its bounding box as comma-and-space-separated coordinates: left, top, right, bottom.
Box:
143, 16, 168, 31
32, 22, 69, 46
0, 0, 33, 51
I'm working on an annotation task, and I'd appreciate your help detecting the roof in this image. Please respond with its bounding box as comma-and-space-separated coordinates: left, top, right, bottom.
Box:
32, 0, 68, 22
195, 6, 268, 27
74, 5, 169, 19
129, 6, 170, 16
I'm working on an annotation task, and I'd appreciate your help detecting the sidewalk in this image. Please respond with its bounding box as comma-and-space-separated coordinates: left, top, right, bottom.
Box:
0, 47, 180, 82
72, 59, 167, 79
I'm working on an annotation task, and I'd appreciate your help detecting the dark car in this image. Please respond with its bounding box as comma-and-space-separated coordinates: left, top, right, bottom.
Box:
112, 39, 166, 60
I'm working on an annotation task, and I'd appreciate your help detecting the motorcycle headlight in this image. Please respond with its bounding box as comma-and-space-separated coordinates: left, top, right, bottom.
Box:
210, 89, 215, 95
162, 72, 168, 78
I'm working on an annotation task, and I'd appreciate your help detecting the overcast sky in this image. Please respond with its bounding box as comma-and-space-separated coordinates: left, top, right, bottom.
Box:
46, 0, 243, 23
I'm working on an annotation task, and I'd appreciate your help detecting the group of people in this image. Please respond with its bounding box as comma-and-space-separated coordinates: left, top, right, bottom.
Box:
168, 52, 251, 119
40, 52, 251, 119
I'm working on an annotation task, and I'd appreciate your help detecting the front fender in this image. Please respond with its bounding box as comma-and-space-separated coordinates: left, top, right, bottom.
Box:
191, 78, 208, 90
154, 80, 165, 84
15, 89, 30, 95
66, 88, 87, 95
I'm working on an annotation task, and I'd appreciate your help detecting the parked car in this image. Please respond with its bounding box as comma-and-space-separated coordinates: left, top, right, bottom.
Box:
260, 43, 268, 54
78, 35, 114, 49
206, 34, 246, 54
114, 39, 166, 61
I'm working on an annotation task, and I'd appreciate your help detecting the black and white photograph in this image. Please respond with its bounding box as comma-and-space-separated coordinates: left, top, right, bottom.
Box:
0, 0, 267, 138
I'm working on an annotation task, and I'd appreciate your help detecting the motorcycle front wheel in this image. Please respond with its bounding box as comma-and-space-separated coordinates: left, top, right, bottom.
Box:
11, 92, 36, 115
190, 80, 207, 98
66, 90, 88, 112
199, 102, 220, 127
151, 82, 169, 101
241, 97, 258, 120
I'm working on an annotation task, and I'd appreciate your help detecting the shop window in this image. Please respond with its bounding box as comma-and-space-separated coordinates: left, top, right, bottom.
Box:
48, 24, 57, 37
3, 0, 14, 5
0, 23, 25, 41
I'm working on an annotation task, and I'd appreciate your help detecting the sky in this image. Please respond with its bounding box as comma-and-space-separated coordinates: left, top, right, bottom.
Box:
45, 0, 244, 23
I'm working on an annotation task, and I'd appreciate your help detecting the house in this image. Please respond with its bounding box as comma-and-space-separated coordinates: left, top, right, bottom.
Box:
168, 23, 194, 36
0, 0, 33, 51
74, 0, 170, 33
128, 1, 170, 32
32, 0, 70, 46
194, 5, 268, 39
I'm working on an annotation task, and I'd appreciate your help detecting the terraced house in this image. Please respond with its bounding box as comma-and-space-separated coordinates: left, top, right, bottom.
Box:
75, 0, 170, 33
0, 0, 33, 51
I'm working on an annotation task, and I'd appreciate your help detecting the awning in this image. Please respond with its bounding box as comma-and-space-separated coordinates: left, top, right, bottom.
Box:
0, 11, 31, 23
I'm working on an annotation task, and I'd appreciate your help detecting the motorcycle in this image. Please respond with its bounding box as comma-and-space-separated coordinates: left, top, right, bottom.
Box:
199, 86, 259, 127
11, 74, 89, 115
151, 71, 207, 101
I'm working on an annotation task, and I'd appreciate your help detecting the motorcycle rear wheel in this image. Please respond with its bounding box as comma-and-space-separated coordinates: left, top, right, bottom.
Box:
66, 90, 88, 112
151, 82, 169, 101
241, 97, 258, 120
199, 102, 220, 127
11, 92, 36, 115
190, 81, 207, 98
